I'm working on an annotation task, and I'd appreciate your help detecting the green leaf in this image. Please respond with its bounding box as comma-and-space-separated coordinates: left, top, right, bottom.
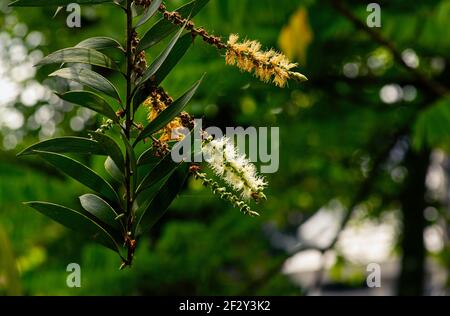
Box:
153, 33, 193, 86
134, 164, 189, 235
76, 37, 124, 52
36, 151, 119, 203
52, 6, 64, 18
104, 156, 124, 182
136, 153, 181, 195
120, 131, 138, 191
137, 126, 197, 192
136, 25, 186, 87
25, 202, 120, 252
138, 0, 210, 51
135, 0, 162, 28
50, 67, 121, 102
36, 48, 119, 71
133, 82, 156, 115
90, 132, 125, 172
137, 147, 160, 166
79, 194, 124, 233
10, 0, 113, 7
17, 137, 105, 157
134, 74, 204, 145
57, 91, 119, 123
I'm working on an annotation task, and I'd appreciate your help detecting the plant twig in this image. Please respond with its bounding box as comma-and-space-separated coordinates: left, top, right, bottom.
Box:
123, 0, 135, 268
157, 3, 227, 49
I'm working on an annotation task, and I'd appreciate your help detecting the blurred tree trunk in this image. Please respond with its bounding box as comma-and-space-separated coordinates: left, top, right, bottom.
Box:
397, 147, 430, 296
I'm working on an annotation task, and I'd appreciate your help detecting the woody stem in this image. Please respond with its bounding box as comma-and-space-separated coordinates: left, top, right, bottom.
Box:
125, 0, 134, 266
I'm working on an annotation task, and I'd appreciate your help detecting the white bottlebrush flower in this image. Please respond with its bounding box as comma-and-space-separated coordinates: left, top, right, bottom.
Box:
192, 170, 260, 217
202, 136, 267, 200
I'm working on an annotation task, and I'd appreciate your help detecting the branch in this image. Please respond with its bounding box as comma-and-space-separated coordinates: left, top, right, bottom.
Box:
122, 0, 136, 269
157, 3, 227, 49
329, 0, 448, 98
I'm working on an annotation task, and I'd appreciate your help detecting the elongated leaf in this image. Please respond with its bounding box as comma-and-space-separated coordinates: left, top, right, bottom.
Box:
90, 132, 125, 171
104, 156, 124, 182
57, 91, 119, 122
36, 151, 119, 203
137, 147, 160, 166
136, 25, 185, 87
25, 202, 120, 252
52, 6, 64, 18
134, 75, 204, 145
36, 48, 119, 70
17, 137, 105, 157
132, 164, 179, 218
137, 153, 180, 194
50, 68, 121, 101
79, 194, 124, 232
153, 33, 193, 85
76, 37, 124, 52
120, 131, 137, 191
138, 0, 210, 51
137, 126, 196, 191
10, 0, 113, 7
135, 164, 189, 235
136, 0, 162, 28
132, 38, 198, 110
132, 83, 151, 115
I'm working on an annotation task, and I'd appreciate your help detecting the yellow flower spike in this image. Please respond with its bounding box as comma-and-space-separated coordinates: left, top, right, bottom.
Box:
142, 88, 185, 144
228, 34, 239, 45
226, 34, 307, 88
